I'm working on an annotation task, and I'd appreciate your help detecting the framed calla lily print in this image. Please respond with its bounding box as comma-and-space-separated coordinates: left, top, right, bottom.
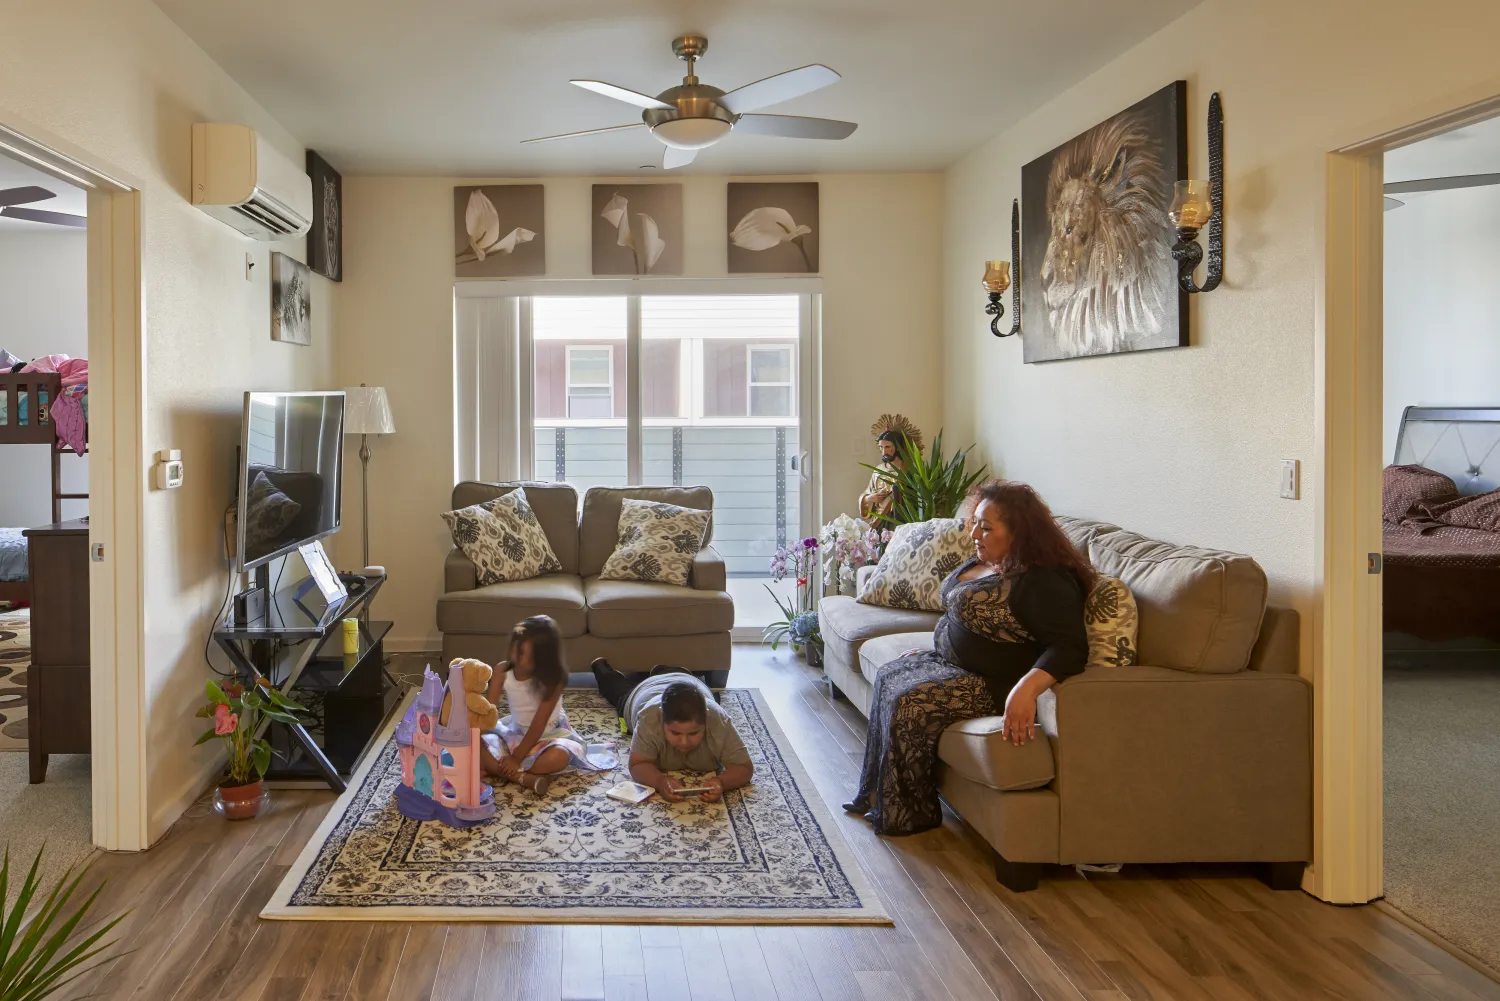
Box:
592, 184, 683, 275
727, 182, 818, 273
455, 184, 545, 277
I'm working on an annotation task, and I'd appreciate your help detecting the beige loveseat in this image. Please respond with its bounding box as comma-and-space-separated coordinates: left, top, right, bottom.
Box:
818, 515, 1312, 892
439, 482, 733, 685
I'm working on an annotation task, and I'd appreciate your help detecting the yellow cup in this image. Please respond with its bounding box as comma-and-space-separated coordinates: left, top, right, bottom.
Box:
342, 617, 359, 655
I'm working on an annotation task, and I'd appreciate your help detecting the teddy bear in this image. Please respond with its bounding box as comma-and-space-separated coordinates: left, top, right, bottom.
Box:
439, 657, 499, 732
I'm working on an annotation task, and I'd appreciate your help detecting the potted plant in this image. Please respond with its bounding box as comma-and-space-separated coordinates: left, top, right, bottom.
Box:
860, 428, 989, 527
0, 847, 125, 1000
762, 537, 824, 664
195, 677, 304, 820
819, 513, 888, 596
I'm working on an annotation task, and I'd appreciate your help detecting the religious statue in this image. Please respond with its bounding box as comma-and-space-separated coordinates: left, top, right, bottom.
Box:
859, 414, 923, 525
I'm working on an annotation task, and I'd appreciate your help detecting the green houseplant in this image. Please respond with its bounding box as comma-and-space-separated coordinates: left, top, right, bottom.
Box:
860, 428, 988, 527
195, 678, 304, 820
0, 848, 125, 1001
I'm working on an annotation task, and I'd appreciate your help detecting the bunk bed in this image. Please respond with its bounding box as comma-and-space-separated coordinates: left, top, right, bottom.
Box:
0, 369, 88, 606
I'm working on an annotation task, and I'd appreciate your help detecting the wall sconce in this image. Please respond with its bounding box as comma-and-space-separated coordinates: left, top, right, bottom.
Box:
983, 200, 1022, 337
1170, 91, 1223, 294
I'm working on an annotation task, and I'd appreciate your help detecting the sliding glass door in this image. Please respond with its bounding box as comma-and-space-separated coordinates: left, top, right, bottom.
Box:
517, 293, 815, 632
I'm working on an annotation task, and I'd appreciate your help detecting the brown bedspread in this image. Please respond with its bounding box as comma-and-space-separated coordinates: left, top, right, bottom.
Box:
1383, 525, 1500, 640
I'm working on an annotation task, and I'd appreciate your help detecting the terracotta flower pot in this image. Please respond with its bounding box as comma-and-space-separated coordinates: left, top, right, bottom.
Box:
214, 778, 267, 820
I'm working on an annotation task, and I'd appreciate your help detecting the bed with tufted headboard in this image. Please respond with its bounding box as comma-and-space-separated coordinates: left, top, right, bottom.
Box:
1384, 406, 1500, 642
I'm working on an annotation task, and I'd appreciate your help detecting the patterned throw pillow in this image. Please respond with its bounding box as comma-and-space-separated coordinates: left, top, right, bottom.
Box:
243, 470, 302, 551
441, 487, 562, 586
599, 498, 710, 587
1084, 574, 1139, 668
857, 518, 970, 611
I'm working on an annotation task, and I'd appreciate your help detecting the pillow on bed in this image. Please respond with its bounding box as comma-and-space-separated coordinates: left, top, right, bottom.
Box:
244, 471, 302, 550
1383, 464, 1457, 525
0, 349, 20, 371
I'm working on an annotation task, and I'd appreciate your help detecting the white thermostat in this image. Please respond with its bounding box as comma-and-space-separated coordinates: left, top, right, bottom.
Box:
155, 449, 184, 490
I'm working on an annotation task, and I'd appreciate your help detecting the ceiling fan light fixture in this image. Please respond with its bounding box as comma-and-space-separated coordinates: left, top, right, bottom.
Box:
651, 116, 732, 150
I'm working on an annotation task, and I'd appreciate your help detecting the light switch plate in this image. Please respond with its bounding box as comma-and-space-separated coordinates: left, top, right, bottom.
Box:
1280, 459, 1300, 500
245, 252, 255, 281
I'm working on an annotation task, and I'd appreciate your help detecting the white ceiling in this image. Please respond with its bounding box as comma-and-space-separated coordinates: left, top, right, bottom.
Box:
0, 154, 87, 232
153, 0, 1200, 176
1386, 115, 1500, 183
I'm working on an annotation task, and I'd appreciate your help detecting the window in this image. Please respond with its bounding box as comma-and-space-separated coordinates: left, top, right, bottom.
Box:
566, 345, 613, 419
748, 345, 794, 417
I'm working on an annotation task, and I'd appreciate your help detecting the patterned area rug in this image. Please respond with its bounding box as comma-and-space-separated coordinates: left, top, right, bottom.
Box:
0, 610, 30, 751
263, 688, 889, 924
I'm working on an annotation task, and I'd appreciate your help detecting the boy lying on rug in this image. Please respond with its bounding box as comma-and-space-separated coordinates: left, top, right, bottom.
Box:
591, 661, 754, 803
480, 615, 614, 795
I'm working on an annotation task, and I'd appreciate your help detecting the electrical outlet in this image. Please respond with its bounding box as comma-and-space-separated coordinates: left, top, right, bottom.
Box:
1280, 459, 1300, 500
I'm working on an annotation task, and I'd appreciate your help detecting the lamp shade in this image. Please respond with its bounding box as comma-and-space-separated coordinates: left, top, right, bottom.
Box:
343, 386, 395, 435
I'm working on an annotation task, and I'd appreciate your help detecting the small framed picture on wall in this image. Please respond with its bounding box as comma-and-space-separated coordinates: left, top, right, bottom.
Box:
727, 182, 819, 273
455, 184, 545, 278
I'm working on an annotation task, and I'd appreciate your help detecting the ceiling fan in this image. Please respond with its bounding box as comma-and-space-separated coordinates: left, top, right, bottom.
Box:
1383, 172, 1500, 210
522, 34, 858, 168
0, 186, 85, 227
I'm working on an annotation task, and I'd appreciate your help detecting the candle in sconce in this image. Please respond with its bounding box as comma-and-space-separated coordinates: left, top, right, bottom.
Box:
1170, 180, 1214, 230
982, 260, 1011, 294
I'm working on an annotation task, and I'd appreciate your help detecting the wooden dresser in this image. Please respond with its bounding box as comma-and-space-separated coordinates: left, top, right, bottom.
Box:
23, 519, 90, 782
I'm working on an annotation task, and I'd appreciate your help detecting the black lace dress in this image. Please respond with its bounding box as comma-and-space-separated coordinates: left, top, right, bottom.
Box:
850, 559, 1088, 836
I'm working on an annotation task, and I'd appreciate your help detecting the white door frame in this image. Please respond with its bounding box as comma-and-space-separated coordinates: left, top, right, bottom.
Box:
0, 113, 149, 851
1315, 88, 1500, 903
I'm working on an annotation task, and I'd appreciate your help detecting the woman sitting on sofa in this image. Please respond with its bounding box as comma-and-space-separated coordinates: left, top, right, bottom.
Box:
844, 480, 1091, 836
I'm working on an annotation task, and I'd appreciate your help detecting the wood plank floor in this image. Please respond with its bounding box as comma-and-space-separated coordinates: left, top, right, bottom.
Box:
70, 646, 1500, 1001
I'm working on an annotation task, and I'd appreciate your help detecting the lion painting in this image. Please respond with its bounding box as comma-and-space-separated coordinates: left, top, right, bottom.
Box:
1020, 82, 1188, 363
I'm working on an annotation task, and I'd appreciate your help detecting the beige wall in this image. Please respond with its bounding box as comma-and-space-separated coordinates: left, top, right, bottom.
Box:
0, 0, 336, 840
944, 0, 1500, 650
336, 174, 943, 650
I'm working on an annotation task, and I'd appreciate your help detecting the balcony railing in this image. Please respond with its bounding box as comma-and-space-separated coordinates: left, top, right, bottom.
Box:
533, 424, 799, 576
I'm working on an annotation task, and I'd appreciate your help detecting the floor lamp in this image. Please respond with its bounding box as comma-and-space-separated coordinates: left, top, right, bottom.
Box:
343, 385, 396, 568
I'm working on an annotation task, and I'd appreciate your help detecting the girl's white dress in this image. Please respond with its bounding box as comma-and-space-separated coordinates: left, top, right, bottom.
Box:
482, 667, 613, 772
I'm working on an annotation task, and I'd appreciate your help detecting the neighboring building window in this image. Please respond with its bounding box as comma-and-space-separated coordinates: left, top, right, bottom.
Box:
748, 345, 794, 417
567, 345, 613, 419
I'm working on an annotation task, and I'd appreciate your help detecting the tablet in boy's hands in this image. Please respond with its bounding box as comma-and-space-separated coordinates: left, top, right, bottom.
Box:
606, 781, 655, 805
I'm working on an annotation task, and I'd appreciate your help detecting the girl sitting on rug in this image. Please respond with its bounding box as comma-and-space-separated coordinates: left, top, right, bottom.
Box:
480, 615, 611, 795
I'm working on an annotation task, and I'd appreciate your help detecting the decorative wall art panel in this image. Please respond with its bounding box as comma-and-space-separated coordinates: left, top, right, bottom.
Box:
271, 252, 312, 345
727, 182, 819, 273
306, 150, 342, 282
592, 184, 683, 276
455, 184, 545, 278
1021, 81, 1187, 362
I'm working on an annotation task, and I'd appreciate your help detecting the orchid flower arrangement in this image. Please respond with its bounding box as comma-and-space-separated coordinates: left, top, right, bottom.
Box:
763, 537, 822, 652
602, 192, 667, 274
195, 678, 305, 787
457, 189, 535, 265
818, 514, 890, 594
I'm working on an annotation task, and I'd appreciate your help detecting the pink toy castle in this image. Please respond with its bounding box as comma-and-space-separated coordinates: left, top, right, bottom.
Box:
393, 664, 495, 827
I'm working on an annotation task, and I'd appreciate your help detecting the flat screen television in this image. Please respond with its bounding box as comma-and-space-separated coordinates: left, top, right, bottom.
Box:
235, 391, 346, 572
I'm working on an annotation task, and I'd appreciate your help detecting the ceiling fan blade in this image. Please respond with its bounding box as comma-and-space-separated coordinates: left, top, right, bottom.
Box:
1384, 172, 1500, 195
570, 80, 672, 111
1384, 196, 1405, 211
0, 185, 56, 208
719, 64, 840, 114
0, 206, 85, 228
733, 114, 857, 140
521, 122, 647, 145
662, 145, 698, 169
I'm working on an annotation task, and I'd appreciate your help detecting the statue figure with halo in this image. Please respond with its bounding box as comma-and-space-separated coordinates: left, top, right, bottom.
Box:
859, 414, 923, 526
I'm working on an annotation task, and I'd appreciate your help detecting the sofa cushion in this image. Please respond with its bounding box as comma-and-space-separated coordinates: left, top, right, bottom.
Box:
436, 573, 587, 638
441, 487, 562, 586
938, 717, 1056, 792
1055, 514, 1121, 560
580, 486, 714, 577
858, 631, 936, 683
452, 481, 579, 574
599, 498, 711, 587
819, 595, 942, 666
857, 518, 969, 611
1084, 575, 1139, 668
583, 576, 734, 638
1089, 531, 1267, 674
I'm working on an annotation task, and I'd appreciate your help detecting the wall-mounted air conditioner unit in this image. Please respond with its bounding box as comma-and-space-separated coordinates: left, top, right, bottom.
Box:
191, 123, 312, 241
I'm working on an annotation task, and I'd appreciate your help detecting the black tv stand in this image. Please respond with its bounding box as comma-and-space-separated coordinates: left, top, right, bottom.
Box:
213, 573, 398, 791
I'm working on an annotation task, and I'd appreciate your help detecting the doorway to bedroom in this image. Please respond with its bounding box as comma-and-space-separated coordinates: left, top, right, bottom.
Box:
0, 144, 95, 878
1378, 112, 1500, 971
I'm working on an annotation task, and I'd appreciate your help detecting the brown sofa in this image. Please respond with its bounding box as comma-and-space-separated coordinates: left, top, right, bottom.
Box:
817, 515, 1312, 892
439, 482, 733, 684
